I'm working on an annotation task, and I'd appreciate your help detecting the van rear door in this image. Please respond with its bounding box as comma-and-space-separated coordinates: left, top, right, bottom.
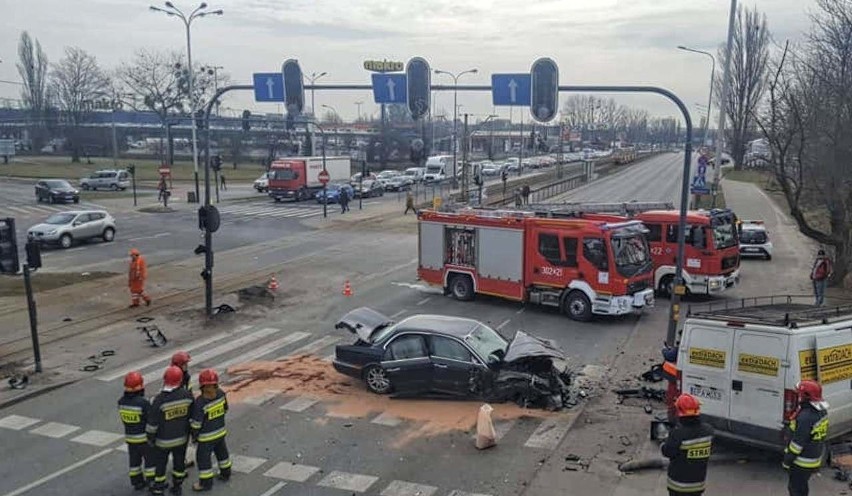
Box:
815, 331, 852, 438
680, 322, 734, 428
729, 330, 788, 444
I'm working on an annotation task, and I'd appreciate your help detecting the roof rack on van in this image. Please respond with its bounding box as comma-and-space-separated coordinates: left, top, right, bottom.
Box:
687, 295, 852, 328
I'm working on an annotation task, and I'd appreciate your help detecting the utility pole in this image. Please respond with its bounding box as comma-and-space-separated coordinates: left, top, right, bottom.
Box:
558, 122, 564, 178
23, 263, 42, 373
518, 112, 524, 176
461, 113, 469, 202
380, 104, 387, 169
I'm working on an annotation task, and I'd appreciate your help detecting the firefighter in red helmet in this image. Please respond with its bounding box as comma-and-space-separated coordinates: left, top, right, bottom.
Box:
661, 393, 714, 496
147, 366, 193, 495
784, 380, 829, 496
190, 369, 232, 491
118, 371, 154, 490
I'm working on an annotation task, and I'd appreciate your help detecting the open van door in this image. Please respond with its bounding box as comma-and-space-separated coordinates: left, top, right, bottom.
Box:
728, 330, 788, 446
816, 331, 852, 438
680, 323, 734, 430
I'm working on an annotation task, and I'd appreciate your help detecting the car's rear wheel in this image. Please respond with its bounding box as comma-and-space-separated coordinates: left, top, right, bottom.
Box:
364, 365, 392, 394
450, 274, 474, 301
110, 183, 118, 191
59, 234, 73, 249
102, 227, 115, 242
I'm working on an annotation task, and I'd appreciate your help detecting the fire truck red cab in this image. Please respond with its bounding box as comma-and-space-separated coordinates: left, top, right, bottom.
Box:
417, 208, 655, 321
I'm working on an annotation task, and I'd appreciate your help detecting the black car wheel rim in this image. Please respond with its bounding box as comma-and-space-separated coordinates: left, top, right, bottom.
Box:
366, 368, 390, 392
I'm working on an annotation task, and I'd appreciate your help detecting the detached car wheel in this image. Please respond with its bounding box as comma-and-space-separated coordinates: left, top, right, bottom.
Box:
59, 234, 73, 249
364, 365, 392, 394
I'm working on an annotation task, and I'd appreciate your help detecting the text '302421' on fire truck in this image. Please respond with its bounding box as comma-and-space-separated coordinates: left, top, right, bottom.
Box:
416, 206, 657, 321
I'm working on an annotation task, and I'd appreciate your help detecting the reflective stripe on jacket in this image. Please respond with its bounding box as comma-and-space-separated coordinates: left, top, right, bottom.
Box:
191, 388, 228, 443
146, 388, 193, 449
784, 404, 828, 471
118, 392, 150, 444
661, 417, 714, 493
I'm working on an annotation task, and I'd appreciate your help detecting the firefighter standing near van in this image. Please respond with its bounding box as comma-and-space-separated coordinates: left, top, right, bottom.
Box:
784, 380, 829, 496
661, 393, 714, 496
190, 369, 232, 491
147, 366, 194, 495
119, 371, 155, 490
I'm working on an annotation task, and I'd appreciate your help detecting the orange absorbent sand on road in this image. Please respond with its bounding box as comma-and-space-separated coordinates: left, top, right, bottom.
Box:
226, 355, 552, 446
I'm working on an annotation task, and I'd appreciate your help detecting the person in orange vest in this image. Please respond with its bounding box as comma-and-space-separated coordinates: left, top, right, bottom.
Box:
129, 248, 152, 308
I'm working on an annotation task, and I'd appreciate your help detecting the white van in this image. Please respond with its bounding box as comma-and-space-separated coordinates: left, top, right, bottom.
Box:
678, 296, 852, 450
403, 167, 426, 183
424, 155, 452, 182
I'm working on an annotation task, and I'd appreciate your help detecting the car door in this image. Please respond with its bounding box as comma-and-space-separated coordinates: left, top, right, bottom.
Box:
679, 323, 735, 430
381, 334, 432, 395
428, 335, 482, 396
87, 212, 105, 237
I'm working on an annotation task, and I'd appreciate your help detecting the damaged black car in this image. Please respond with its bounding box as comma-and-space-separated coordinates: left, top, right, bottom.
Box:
332, 307, 574, 410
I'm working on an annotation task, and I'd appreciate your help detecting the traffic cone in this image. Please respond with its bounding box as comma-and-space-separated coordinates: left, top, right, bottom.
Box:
342, 279, 352, 297
268, 275, 279, 292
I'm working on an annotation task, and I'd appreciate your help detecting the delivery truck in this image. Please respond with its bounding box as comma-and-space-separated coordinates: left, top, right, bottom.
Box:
268, 156, 351, 202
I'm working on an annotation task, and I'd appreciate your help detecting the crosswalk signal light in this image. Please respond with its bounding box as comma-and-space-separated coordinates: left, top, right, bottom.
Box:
406, 57, 431, 120
0, 218, 19, 274
282, 59, 305, 115
530, 57, 559, 123
242, 110, 251, 131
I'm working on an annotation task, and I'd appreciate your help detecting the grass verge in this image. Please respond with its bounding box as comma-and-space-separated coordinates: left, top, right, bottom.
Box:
0, 271, 117, 297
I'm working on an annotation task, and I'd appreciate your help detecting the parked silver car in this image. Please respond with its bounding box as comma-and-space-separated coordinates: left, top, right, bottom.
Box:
27, 210, 117, 249
80, 170, 130, 191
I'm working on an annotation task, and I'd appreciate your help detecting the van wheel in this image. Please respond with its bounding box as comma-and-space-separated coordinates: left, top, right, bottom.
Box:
449, 274, 474, 301
658, 275, 675, 298
110, 184, 119, 191
563, 290, 592, 322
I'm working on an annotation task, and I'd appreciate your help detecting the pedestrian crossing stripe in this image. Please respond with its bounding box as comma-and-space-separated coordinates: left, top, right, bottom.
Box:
217, 205, 324, 219
0, 203, 106, 218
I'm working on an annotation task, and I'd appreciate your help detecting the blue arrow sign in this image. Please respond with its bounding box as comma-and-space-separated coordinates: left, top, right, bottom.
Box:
491, 73, 531, 106
371, 73, 407, 104
253, 73, 284, 102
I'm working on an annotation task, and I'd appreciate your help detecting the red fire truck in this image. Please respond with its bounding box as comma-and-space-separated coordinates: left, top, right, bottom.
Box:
417, 207, 656, 321
528, 202, 741, 297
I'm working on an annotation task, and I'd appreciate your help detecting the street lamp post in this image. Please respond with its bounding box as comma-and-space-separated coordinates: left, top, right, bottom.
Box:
150, 2, 223, 204
677, 45, 715, 147
321, 104, 341, 154
307, 71, 328, 116
434, 67, 478, 182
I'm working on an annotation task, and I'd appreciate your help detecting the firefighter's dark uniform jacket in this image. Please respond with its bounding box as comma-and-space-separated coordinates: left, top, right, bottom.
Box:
661, 416, 714, 494
146, 387, 194, 448
118, 391, 150, 445
190, 388, 228, 443
784, 403, 829, 471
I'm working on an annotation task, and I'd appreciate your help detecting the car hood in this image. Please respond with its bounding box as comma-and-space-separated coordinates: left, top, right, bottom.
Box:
50, 187, 77, 193
335, 307, 394, 343
28, 222, 63, 232
503, 330, 565, 363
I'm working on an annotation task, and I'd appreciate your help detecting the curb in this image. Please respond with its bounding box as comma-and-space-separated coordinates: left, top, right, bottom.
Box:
0, 378, 80, 410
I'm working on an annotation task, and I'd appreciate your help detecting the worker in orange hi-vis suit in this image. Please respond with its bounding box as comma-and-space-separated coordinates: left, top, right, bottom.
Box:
129, 248, 152, 308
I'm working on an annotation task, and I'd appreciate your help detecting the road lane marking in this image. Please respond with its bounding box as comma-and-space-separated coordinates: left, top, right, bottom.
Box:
6, 206, 30, 214
70, 429, 123, 447
243, 390, 279, 406
231, 454, 269, 474
276, 335, 340, 360
496, 319, 511, 330
2, 448, 113, 496
523, 417, 572, 450
257, 482, 286, 496
0, 415, 41, 430
318, 471, 379, 493
213, 331, 311, 372
143, 326, 280, 384
127, 232, 171, 242
381, 480, 438, 496
416, 297, 431, 306
516, 308, 526, 315
29, 422, 80, 439
99, 328, 234, 380
263, 461, 320, 482
280, 396, 319, 413
389, 309, 407, 319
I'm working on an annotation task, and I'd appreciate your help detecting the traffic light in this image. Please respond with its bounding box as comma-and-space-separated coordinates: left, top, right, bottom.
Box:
0, 218, 19, 274
530, 57, 559, 123
25, 240, 41, 270
211, 155, 222, 171
406, 57, 431, 120
197, 205, 221, 233
242, 110, 251, 132
501, 169, 508, 183
282, 59, 305, 115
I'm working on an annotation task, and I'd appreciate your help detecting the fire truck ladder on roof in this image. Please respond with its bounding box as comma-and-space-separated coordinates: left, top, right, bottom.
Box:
524, 201, 676, 218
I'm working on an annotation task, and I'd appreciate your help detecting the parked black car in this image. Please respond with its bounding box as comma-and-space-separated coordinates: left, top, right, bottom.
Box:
332, 308, 573, 410
35, 179, 80, 204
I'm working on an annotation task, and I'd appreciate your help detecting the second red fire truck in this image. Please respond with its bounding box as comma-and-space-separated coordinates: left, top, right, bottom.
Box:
417, 207, 656, 321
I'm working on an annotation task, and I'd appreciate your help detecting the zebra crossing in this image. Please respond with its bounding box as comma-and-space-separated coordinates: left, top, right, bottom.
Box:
0, 202, 107, 220
216, 203, 326, 221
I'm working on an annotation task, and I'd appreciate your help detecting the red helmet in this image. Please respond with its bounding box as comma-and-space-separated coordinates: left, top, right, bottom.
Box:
171, 351, 191, 368
124, 371, 144, 392
198, 368, 219, 386
797, 380, 824, 402
675, 393, 701, 417
163, 365, 184, 389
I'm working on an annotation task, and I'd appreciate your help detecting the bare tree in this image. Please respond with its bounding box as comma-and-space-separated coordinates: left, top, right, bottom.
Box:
16, 31, 50, 148
716, 4, 771, 169
756, 0, 852, 284
50, 47, 110, 162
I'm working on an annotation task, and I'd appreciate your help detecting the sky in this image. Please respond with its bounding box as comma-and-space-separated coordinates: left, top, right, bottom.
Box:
0, 0, 818, 125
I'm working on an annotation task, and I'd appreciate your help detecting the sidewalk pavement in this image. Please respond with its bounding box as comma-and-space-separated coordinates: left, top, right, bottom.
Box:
522, 177, 840, 495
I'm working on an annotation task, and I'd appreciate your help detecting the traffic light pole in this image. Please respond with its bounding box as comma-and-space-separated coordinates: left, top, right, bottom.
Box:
22, 264, 42, 373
